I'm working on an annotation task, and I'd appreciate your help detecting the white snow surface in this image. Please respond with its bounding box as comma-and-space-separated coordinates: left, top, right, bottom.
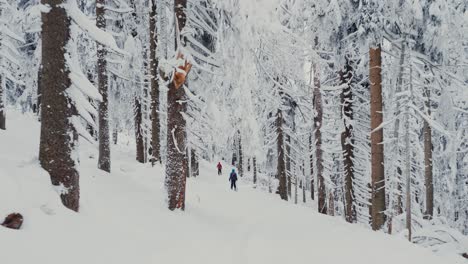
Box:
0, 111, 465, 264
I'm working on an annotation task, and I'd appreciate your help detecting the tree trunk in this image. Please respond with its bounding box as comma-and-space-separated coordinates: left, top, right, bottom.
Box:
286, 134, 292, 197
314, 64, 326, 214
238, 130, 243, 177
36, 65, 43, 119
253, 156, 257, 184
340, 59, 355, 223
39, 0, 79, 211
165, 0, 189, 211
97, 0, 110, 173
0, 75, 5, 130
191, 148, 199, 177
113, 126, 118, 145
135, 98, 145, 163
424, 89, 433, 219
369, 45, 386, 230
276, 109, 288, 201
309, 134, 314, 200
150, 0, 161, 165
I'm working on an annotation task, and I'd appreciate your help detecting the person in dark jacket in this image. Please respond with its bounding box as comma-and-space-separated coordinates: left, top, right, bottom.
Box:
229, 168, 238, 191
217, 162, 222, 175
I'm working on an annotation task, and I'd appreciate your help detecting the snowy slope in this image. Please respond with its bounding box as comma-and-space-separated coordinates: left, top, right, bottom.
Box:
0, 112, 464, 264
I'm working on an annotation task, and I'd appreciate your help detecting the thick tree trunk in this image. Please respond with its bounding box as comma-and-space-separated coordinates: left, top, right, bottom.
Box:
369, 45, 386, 230
165, 0, 189, 211
39, 0, 79, 211
340, 59, 355, 223
424, 89, 433, 219
135, 98, 145, 163
165, 80, 187, 210
0, 75, 5, 130
97, 0, 110, 173
314, 64, 326, 214
276, 109, 288, 201
150, 1, 161, 165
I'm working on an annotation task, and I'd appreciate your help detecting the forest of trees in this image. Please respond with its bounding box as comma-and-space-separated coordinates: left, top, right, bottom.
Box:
0, 0, 467, 250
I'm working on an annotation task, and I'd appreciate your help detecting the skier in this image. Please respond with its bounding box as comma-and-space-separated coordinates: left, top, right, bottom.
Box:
229, 168, 238, 191
217, 162, 223, 175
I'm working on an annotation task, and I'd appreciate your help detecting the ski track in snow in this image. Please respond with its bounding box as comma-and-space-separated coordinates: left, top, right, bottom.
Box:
0, 111, 464, 264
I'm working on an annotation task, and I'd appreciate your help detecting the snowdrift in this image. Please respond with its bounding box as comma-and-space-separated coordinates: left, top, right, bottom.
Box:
0, 112, 465, 264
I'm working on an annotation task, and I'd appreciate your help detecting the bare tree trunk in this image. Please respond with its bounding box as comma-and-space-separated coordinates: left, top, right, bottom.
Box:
286, 134, 292, 197
424, 89, 433, 219
113, 126, 118, 145
294, 173, 298, 204
369, 45, 386, 230
135, 98, 145, 163
97, 0, 110, 173
276, 109, 288, 201
150, 0, 161, 165
340, 58, 355, 223
36, 66, 43, 118
238, 131, 243, 177
314, 64, 326, 214
165, 0, 190, 210
309, 134, 314, 200
191, 148, 199, 177
253, 156, 257, 184
0, 75, 5, 130
39, 0, 79, 211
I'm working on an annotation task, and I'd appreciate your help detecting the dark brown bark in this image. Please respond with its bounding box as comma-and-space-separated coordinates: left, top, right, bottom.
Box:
150, 1, 161, 165
39, 0, 79, 211
314, 64, 326, 214
276, 109, 288, 201
165, 0, 189, 211
0, 75, 5, 130
369, 46, 386, 230
424, 89, 433, 219
135, 98, 145, 163
97, 0, 110, 173
340, 59, 355, 223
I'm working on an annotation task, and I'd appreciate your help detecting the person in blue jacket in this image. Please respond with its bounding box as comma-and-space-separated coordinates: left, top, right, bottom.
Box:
229, 168, 238, 191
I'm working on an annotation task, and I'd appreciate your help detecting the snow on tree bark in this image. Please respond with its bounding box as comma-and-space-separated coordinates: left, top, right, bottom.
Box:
39, 0, 79, 211
369, 46, 386, 230
0, 75, 5, 130
97, 0, 111, 173
165, 0, 190, 211
150, 0, 161, 165
135, 98, 145, 163
314, 64, 326, 215
424, 88, 433, 219
276, 109, 288, 201
340, 58, 355, 223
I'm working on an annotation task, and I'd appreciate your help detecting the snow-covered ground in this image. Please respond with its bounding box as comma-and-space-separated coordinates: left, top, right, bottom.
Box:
0, 111, 465, 264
